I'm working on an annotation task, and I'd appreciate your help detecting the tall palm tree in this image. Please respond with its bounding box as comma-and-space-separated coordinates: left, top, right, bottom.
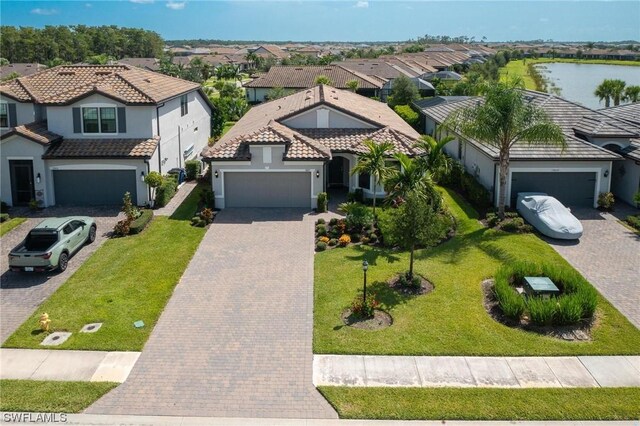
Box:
448, 81, 565, 218
594, 79, 615, 107
413, 134, 455, 181
609, 79, 627, 106
383, 153, 441, 209
350, 139, 394, 216
624, 85, 640, 103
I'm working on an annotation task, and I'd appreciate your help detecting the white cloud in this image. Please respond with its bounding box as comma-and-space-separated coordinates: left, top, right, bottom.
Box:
130, 0, 154, 4
30, 8, 59, 15
166, 1, 185, 10
355, 1, 369, 8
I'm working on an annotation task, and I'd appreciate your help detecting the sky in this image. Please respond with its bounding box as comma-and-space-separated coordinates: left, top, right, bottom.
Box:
1, 1, 639, 42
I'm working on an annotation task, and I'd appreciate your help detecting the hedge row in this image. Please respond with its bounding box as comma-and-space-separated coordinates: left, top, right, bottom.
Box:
154, 175, 178, 208
129, 210, 154, 235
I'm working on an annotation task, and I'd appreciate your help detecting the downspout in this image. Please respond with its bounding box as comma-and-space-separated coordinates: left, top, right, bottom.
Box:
145, 159, 151, 203
156, 103, 164, 173
178, 125, 182, 168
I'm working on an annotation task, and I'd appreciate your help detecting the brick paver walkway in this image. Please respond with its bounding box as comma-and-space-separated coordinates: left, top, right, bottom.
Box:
546, 207, 640, 329
0, 207, 121, 343
87, 208, 337, 418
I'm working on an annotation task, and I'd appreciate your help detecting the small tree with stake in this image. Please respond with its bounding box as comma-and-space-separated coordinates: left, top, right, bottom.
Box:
144, 171, 163, 205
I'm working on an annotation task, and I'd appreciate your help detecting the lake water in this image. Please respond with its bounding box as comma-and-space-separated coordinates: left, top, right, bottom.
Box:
534, 62, 640, 110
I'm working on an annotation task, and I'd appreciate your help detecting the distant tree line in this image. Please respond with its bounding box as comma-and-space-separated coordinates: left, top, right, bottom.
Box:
0, 25, 164, 65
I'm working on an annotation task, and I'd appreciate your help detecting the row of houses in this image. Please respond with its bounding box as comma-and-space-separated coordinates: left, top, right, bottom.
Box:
1, 64, 638, 211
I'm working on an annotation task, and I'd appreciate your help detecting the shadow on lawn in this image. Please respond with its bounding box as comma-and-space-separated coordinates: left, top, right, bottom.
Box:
346, 244, 401, 266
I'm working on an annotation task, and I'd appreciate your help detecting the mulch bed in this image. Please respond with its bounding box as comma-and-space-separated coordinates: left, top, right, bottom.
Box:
341, 309, 392, 330
482, 279, 595, 341
388, 274, 434, 296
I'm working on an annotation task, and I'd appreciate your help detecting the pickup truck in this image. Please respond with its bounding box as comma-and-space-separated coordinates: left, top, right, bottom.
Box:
8, 216, 97, 273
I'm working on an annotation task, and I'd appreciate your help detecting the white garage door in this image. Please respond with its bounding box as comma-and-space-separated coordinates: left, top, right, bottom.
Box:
224, 172, 311, 208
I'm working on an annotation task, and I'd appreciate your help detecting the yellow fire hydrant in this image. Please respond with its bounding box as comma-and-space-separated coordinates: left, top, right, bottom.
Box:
39, 313, 51, 332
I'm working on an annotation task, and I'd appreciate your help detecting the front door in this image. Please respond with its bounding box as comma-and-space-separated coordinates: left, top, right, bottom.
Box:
9, 160, 35, 206
328, 157, 347, 188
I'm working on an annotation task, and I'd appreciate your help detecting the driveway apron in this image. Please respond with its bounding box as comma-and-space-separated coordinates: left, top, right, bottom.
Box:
546, 207, 640, 329
0, 207, 121, 343
87, 208, 337, 419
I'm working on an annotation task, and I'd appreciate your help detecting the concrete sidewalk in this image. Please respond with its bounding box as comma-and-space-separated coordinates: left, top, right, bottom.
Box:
314, 355, 640, 388
153, 181, 198, 216
0, 349, 140, 382
0, 413, 636, 425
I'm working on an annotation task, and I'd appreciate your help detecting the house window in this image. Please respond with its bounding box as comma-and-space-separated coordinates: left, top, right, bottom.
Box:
180, 94, 188, 116
0, 103, 9, 128
358, 172, 371, 190
82, 106, 116, 134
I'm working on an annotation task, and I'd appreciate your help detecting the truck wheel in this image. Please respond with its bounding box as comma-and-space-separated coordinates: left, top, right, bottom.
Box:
58, 252, 69, 272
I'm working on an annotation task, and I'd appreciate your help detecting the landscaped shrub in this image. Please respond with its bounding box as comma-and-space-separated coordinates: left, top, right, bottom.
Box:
527, 297, 556, 326
350, 294, 379, 318
0, 213, 9, 223
318, 236, 330, 244
185, 160, 201, 181
625, 214, 640, 231
329, 218, 338, 226
350, 233, 361, 243
393, 104, 419, 129
128, 209, 153, 234
315, 224, 327, 237
597, 192, 615, 210
493, 261, 598, 326
316, 241, 327, 251
361, 236, 370, 245
199, 188, 215, 209
316, 218, 326, 225
328, 238, 338, 246
440, 161, 491, 210
501, 217, 525, 232
397, 271, 422, 288
317, 192, 328, 213
154, 175, 178, 207
338, 234, 351, 247
347, 189, 364, 203
368, 234, 378, 244
113, 220, 131, 237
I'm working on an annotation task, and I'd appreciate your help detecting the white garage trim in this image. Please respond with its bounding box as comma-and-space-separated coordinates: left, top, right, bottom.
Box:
217, 169, 315, 201
6, 156, 35, 160
50, 164, 138, 170
506, 166, 605, 208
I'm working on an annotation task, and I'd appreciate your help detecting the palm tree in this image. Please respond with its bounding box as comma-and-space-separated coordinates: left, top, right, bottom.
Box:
350, 139, 394, 216
610, 79, 627, 106
448, 81, 565, 219
594, 79, 615, 107
624, 85, 640, 103
413, 134, 455, 181
383, 153, 441, 208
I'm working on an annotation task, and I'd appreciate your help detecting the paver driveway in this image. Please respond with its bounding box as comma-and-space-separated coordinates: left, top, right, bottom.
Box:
0, 207, 121, 343
546, 207, 640, 329
88, 208, 337, 419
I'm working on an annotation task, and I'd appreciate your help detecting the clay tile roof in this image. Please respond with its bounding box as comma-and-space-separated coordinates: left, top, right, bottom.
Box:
1, 121, 62, 145
43, 136, 159, 159
203, 85, 421, 161
0, 65, 200, 105
244, 65, 383, 90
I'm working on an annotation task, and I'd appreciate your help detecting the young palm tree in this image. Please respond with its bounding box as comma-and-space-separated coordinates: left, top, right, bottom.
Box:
594, 79, 615, 107
413, 134, 455, 181
610, 79, 627, 106
383, 153, 441, 209
448, 81, 565, 219
624, 85, 640, 103
350, 139, 394, 216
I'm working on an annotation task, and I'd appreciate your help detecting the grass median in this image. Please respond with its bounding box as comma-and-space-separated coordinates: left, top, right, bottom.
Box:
3, 184, 208, 351
0, 217, 27, 237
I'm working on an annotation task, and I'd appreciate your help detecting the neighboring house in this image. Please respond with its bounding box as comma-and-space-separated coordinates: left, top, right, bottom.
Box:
250, 45, 289, 60
243, 65, 384, 103
415, 91, 640, 208
599, 102, 640, 205
421, 70, 463, 82
117, 58, 161, 72
0, 63, 47, 80
0, 64, 213, 207
380, 77, 435, 102
202, 84, 422, 208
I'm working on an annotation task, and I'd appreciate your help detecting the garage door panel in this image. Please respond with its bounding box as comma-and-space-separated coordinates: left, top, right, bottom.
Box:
54, 170, 137, 206
225, 172, 310, 208
511, 172, 596, 207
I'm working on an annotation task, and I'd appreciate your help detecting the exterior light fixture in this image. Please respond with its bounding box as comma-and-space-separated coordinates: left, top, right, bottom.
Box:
316, 170, 320, 178
214, 170, 219, 178
140, 171, 145, 182
362, 260, 369, 304
604, 169, 609, 178
36, 173, 41, 184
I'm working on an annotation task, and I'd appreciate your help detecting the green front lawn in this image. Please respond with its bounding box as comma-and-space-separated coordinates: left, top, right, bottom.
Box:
313, 188, 640, 356
319, 387, 640, 420
0, 380, 118, 413
3, 185, 208, 351
0, 217, 27, 237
